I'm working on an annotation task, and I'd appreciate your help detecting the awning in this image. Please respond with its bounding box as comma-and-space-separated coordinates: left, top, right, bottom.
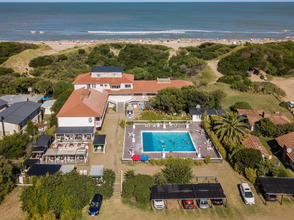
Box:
23, 159, 40, 166
55, 126, 94, 135
93, 135, 106, 145
32, 147, 46, 153
76, 149, 87, 155
56, 149, 75, 156
45, 149, 58, 156
89, 165, 104, 177
35, 134, 52, 147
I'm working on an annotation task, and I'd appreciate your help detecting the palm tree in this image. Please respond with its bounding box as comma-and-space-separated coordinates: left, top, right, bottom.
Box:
213, 111, 249, 144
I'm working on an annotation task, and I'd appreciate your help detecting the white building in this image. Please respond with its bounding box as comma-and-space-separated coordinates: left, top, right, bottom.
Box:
41, 100, 56, 115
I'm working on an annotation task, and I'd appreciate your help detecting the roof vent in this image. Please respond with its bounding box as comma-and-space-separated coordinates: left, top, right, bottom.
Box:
196, 104, 201, 109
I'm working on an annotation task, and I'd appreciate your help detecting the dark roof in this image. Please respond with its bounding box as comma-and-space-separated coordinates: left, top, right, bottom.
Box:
93, 135, 106, 145
32, 147, 46, 153
0, 99, 8, 107
0, 101, 42, 124
91, 66, 123, 73
23, 159, 40, 166
258, 176, 294, 195
55, 126, 94, 134
189, 108, 226, 116
27, 164, 62, 176
35, 134, 52, 147
151, 183, 226, 200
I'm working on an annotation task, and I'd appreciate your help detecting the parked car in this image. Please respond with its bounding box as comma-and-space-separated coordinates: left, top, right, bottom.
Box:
240, 183, 255, 205
261, 189, 277, 201
197, 199, 209, 209
88, 194, 103, 216
182, 199, 195, 209
153, 200, 165, 209
211, 199, 223, 205
287, 101, 294, 108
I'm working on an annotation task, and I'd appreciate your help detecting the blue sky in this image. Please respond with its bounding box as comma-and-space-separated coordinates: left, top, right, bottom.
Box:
0, 0, 293, 2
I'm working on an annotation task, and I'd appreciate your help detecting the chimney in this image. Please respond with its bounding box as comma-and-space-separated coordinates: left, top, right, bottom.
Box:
263, 111, 270, 118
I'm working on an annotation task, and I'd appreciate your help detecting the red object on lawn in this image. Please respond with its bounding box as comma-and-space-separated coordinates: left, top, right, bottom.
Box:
132, 154, 141, 161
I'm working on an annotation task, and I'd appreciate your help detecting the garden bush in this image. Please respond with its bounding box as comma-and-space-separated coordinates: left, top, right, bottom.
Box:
232, 148, 262, 172
205, 154, 211, 164
279, 101, 289, 109
245, 167, 257, 183
150, 158, 156, 165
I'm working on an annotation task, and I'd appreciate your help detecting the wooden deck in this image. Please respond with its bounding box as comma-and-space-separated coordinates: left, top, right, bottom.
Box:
122, 123, 222, 162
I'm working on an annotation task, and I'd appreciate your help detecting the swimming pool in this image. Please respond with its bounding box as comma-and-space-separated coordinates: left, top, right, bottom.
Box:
142, 131, 196, 152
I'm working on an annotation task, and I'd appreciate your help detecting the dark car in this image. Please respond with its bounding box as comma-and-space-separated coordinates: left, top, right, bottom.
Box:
182, 199, 195, 209
211, 199, 223, 205
88, 194, 103, 216
263, 192, 277, 201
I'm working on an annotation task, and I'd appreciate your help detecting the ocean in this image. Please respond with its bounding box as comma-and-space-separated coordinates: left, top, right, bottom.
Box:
0, 2, 293, 41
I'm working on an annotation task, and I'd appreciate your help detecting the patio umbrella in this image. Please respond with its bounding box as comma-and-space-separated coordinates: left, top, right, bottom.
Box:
132, 154, 141, 161
140, 155, 149, 161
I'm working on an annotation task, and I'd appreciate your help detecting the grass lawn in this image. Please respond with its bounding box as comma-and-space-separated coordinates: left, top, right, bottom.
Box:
206, 82, 294, 122
182, 65, 217, 84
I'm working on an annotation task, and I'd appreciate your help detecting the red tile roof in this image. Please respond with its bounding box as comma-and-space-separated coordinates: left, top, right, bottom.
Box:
73, 72, 134, 85
56, 88, 108, 117
241, 134, 268, 156
237, 109, 291, 126
275, 131, 294, 163
106, 80, 193, 94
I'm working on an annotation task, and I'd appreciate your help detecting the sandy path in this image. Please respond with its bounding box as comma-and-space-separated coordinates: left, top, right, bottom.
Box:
207, 60, 223, 83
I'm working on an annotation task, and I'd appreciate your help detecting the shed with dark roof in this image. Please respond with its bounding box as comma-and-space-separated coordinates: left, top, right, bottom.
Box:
35, 134, 52, 148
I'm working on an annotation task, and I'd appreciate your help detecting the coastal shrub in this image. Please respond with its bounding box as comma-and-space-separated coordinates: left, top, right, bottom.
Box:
0, 157, 16, 204
0, 133, 30, 159
120, 119, 126, 128
185, 158, 194, 166
232, 148, 262, 172
124, 170, 135, 180
110, 43, 124, 49
162, 159, 193, 184
0, 42, 38, 65
245, 167, 257, 183
218, 41, 294, 77
150, 159, 156, 165
20, 171, 99, 219
29, 55, 54, 67
194, 160, 203, 166
122, 173, 154, 204
260, 75, 265, 79
230, 102, 252, 112
78, 49, 85, 55
57, 54, 68, 61
205, 154, 211, 164
279, 101, 289, 109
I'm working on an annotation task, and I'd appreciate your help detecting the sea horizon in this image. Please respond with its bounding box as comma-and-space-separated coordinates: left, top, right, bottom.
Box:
0, 2, 293, 41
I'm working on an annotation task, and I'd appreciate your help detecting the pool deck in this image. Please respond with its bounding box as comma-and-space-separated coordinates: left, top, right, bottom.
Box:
122, 123, 222, 162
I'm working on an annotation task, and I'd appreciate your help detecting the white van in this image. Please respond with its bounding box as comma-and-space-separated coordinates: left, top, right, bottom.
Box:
153, 200, 165, 209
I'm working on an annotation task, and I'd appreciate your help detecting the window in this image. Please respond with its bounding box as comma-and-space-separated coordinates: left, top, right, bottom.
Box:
125, 84, 131, 88
97, 74, 101, 77
92, 84, 96, 89
100, 84, 103, 87
111, 85, 120, 89
104, 84, 107, 87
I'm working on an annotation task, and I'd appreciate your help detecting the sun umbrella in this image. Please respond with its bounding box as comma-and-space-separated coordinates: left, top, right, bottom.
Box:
132, 154, 141, 161
140, 155, 149, 161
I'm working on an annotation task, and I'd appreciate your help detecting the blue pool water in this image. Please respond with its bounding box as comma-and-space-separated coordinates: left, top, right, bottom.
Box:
142, 132, 196, 152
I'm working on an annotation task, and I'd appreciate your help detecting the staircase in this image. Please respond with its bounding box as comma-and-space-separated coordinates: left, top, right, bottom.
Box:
112, 172, 122, 199
116, 102, 125, 113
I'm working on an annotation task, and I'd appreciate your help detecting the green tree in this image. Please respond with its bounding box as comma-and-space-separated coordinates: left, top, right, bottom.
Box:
0, 133, 30, 159
51, 88, 73, 114
232, 148, 263, 172
214, 111, 249, 144
34, 80, 53, 95
256, 118, 277, 137
161, 159, 193, 184
128, 67, 149, 80
0, 157, 15, 203
26, 119, 37, 136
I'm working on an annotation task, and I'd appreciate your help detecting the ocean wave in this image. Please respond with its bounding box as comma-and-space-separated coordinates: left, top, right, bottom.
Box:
88, 30, 291, 35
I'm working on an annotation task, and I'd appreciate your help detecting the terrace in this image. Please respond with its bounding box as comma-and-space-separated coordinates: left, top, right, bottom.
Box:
122, 121, 222, 163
